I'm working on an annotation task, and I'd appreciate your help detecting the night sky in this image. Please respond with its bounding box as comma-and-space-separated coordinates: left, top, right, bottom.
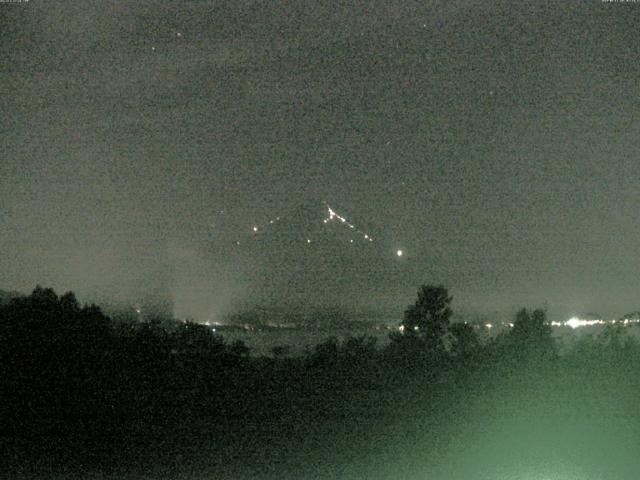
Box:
2, 0, 640, 321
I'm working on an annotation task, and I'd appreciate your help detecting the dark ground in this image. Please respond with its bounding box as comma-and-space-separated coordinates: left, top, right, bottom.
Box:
3, 289, 640, 479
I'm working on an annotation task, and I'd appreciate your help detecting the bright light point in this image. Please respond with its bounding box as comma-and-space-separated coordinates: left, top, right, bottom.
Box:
564, 317, 604, 328
396, 249, 403, 257
485, 323, 492, 329
306, 239, 311, 243
252, 226, 258, 232
567, 317, 580, 329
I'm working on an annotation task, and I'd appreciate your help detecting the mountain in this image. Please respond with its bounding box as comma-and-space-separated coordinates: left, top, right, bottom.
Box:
230, 200, 416, 315
224, 301, 387, 330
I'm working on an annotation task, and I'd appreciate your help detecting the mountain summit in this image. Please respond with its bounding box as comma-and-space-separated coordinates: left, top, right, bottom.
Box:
233, 200, 393, 309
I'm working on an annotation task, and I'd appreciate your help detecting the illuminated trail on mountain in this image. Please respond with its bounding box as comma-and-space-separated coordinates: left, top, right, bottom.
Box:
230, 201, 411, 264
324, 205, 374, 243
239, 203, 376, 246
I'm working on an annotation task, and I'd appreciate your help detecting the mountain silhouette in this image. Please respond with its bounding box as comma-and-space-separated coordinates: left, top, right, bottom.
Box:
232, 200, 410, 315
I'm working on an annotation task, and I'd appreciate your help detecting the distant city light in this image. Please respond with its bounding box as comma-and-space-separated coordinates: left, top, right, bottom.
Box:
396, 250, 403, 257
557, 316, 638, 329
252, 226, 258, 232
564, 317, 610, 329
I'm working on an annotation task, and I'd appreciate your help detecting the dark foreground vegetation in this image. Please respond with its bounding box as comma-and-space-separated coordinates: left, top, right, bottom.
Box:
3, 285, 640, 479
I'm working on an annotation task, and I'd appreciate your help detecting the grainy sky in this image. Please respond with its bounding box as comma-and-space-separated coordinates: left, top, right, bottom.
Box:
2, 0, 640, 320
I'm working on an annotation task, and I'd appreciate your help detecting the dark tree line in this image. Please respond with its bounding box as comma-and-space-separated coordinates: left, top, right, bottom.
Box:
2, 284, 639, 478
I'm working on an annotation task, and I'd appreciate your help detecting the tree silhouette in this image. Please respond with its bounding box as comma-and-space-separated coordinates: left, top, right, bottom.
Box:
174, 321, 225, 356
308, 336, 340, 368
449, 322, 480, 357
342, 335, 378, 361
229, 339, 250, 357
59, 291, 80, 313
508, 308, 555, 360
401, 284, 453, 352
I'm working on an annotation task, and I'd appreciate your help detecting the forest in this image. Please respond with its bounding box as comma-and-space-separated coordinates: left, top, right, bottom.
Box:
2, 285, 640, 479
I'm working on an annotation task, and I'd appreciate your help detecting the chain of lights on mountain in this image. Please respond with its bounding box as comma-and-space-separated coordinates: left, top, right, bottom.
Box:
227, 202, 412, 260
238, 203, 380, 248
324, 205, 374, 243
